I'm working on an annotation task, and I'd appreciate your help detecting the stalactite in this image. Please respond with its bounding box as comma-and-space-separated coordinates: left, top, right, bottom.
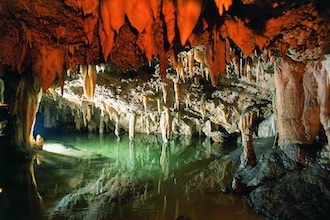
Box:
239, 52, 244, 77
162, 0, 176, 45
188, 49, 195, 78
161, 82, 168, 104
81, 64, 97, 101
128, 113, 136, 140
137, 10, 159, 62
246, 58, 253, 83
124, 0, 152, 33
185, 93, 192, 110
194, 45, 206, 78
107, 0, 125, 33
34, 46, 65, 92
99, 0, 115, 61
176, 0, 203, 46
256, 57, 265, 82
17, 43, 28, 73
160, 106, 171, 143
141, 94, 149, 113
21, 23, 32, 48
214, 0, 233, 16
206, 27, 226, 87
170, 53, 185, 83
103, 102, 120, 140
173, 78, 181, 110
157, 97, 161, 114
200, 96, 206, 120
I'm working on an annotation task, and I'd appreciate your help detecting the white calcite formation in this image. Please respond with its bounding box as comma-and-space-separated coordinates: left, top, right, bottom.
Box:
39, 52, 275, 143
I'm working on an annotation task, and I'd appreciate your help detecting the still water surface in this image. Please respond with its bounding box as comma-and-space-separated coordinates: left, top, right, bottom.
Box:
1, 132, 263, 219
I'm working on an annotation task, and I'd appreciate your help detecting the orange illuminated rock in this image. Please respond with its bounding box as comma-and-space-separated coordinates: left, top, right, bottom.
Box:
176, 0, 203, 46
149, 0, 161, 18
162, 0, 176, 45
275, 56, 321, 147
99, 0, 115, 61
137, 22, 157, 61
76, 0, 98, 15
34, 46, 65, 92
107, 0, 125, 33
214, 0, 233, 16
81, 65, 97, 101
124, 0, 153, 33
206, 27, 227, 87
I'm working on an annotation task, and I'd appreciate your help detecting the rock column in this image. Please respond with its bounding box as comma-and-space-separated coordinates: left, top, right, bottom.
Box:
274, 56, 323, 163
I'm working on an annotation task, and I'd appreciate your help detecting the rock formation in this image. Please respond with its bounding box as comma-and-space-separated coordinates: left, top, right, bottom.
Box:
0, 0, 329, 219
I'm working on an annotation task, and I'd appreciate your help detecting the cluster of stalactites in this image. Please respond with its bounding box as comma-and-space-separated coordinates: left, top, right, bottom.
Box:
98, 0, 233, 59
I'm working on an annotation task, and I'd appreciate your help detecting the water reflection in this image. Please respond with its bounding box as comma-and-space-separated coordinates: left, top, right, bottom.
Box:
3, 133, 263, 219
0, 156, 43, 220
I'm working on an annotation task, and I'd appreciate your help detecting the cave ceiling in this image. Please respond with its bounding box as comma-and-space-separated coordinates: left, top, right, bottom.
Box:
0, 0, 329, 89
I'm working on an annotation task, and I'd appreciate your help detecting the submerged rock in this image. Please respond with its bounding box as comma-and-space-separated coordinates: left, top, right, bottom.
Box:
51, 172, 147, 219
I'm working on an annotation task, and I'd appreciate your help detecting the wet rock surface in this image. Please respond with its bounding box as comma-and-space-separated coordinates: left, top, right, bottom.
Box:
248, 163, 330, 220
51, 172, 147, 219
233, 144, 330, 220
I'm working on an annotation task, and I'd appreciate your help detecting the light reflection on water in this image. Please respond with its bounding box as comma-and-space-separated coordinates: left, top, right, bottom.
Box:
3, 133, 264, 220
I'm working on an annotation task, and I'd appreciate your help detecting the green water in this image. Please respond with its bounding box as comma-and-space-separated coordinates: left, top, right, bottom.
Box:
1, 133, 263, 220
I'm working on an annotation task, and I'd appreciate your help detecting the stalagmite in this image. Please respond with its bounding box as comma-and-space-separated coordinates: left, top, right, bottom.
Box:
239, 106, 259, 168
128, 113, 136, 140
